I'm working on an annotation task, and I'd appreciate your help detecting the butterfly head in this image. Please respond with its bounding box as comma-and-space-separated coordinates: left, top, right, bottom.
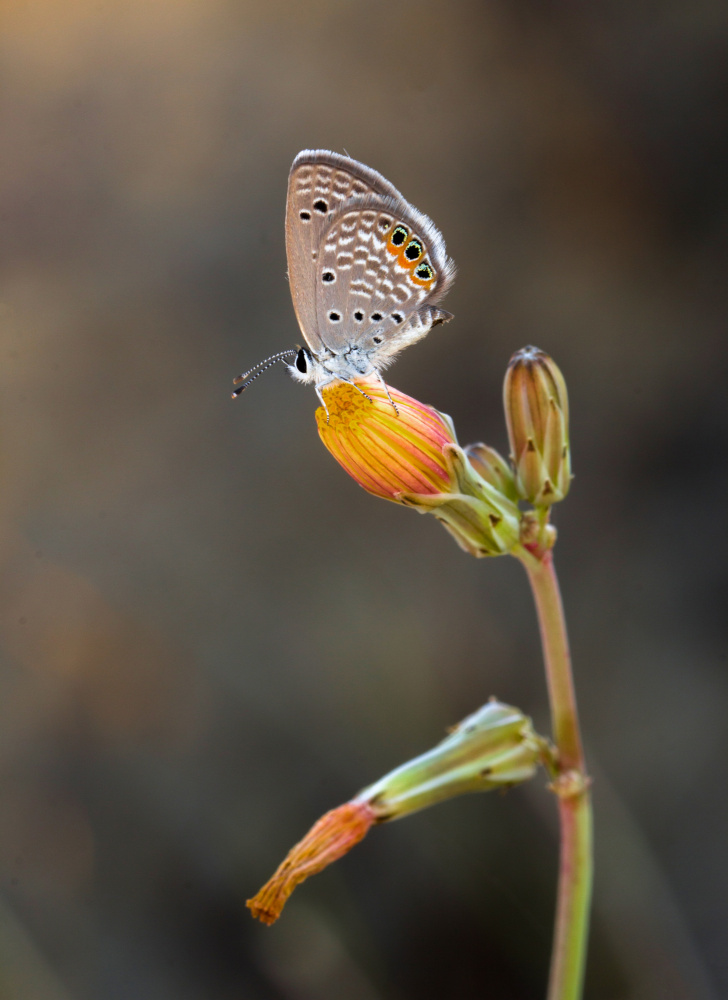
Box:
286, 346, 318, 385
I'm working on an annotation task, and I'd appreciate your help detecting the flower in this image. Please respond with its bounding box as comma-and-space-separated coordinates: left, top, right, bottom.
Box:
503, 347, 571, 506
316, 378, 455, 500
247, 700, 546, 924
316, 379, 521, 557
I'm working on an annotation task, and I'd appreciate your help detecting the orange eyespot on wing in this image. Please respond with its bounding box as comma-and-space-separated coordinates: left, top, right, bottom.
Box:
402, 239, 423, 263
387, 225, 409, 254
384, 223, 436, 289
411, 260, 436, 290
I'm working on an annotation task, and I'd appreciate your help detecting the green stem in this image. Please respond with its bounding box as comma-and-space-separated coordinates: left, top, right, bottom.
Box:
517, 547, 593, 1000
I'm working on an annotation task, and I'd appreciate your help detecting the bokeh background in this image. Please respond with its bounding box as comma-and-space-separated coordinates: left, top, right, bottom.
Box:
1, 1, 726, 997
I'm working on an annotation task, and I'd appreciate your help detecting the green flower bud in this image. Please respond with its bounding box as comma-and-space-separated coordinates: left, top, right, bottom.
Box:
464, 442, 520, 502
503, 346, 571, 506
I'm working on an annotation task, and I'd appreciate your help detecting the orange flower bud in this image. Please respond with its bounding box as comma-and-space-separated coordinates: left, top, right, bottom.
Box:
316, 378, 521, 556
316, 378, 456, 501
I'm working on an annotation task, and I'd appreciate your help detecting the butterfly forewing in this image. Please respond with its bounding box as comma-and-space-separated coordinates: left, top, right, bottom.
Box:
285, 151, 405, 354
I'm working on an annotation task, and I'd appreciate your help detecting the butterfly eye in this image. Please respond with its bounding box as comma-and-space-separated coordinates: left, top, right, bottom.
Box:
404, 240, 423, 262
389, 225, 408, 248
295, 348, 308, 373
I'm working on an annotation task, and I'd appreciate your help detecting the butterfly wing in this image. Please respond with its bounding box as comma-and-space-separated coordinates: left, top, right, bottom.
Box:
314, 194, 456, 362
285, 150, 422, 355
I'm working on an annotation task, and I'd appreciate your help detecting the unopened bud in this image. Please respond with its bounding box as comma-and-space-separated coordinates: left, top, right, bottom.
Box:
316, 378, 455, 501
503, 347, 571, 506
464, 443, 519, 502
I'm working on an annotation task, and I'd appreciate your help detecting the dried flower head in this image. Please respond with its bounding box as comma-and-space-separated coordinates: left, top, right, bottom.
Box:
247, 700, 545, 925
247, 802, 376, 926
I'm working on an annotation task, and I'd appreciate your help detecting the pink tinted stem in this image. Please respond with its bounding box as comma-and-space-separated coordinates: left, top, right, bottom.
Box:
518, 549, 593, 1000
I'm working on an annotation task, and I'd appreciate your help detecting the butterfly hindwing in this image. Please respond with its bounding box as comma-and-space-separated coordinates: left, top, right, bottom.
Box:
314, 195, 455, 362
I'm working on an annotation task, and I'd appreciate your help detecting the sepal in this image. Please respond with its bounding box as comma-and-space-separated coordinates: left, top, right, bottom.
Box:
357, 699, 545, 820
398, 443, 520, 556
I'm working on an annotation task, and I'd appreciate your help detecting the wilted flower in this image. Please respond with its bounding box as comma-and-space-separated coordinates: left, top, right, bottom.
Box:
247, 801, 376, 926
316, 379, 521, 556
247, 700, 545, 924
503, 347, 571, 506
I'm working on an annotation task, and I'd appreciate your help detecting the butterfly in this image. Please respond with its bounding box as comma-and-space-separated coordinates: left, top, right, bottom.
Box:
233, 150, 456, 413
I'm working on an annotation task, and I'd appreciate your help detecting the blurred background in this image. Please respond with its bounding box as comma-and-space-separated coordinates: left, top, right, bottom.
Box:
1, 1, 726, 997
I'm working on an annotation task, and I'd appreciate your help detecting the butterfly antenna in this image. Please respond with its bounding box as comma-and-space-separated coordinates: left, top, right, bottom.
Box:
232, 350, 297, 398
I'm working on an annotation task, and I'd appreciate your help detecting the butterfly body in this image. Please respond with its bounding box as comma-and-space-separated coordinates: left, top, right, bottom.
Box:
233, 150, 455, 406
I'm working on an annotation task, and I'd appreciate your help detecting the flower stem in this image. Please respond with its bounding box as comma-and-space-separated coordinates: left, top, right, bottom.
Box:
516, 547, 593, 1000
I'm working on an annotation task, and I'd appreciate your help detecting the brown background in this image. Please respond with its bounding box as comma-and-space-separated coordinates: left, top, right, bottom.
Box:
1, 1, 726, 998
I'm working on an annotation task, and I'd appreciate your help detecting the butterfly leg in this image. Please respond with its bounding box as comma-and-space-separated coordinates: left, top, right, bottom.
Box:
347, 380, 373, 404
315, 384, 331, 422
374, 370, 399, 416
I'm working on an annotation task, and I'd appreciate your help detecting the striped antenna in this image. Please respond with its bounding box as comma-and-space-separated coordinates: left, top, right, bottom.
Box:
232, 350, 297, 398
